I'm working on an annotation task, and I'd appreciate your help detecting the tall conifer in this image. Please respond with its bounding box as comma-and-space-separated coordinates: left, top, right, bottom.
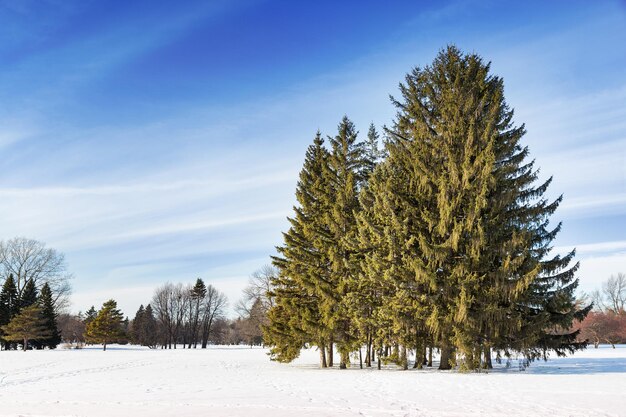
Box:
0, 275, 19, 349
324, 116, 367, 368
38, 283, 61, 349
387, 45, 589, 369
267, 133, 333, 366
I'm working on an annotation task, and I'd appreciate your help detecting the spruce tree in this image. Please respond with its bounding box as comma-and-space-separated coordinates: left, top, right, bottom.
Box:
85, 299, 125, 351
0, 275, 20, 349
189, 278, 207, 348
84, 306, 97, 325
131, 304, 146, 345
386, 45, 589, 369
142, 304, 158, 348
38, 283, 61, 349
267, 132, 333, 366
20, 279, 38, 310
363, 123, 383, 176
324, 116, 367, 368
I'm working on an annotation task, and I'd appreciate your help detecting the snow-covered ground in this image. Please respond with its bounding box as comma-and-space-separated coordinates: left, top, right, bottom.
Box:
0, 345, 625, 417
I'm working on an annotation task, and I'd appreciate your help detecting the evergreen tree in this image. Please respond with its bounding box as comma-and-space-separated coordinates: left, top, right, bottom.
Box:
85, 299, 125, 351
38, 283, 61, 349
84, 306, 97, 325
363, 123, 383, 176
1, 305, 51, 351
189, 278, 207, 348
267, 132, 333, 366
142, 304, 158, 348
20, 279, 38, 310
131, 304, 145, 344
324, 116, 367, 368
130, 304, 157, 348
386, 45, 589, 369
0, 275, 19, 349
355, 159, 431, 369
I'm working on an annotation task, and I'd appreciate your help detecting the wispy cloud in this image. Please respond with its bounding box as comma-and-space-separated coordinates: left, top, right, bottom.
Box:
0, 0, 623, 315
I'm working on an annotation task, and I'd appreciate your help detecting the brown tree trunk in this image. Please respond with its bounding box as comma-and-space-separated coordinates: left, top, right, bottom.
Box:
339, 351, 349, 369
401, 346, 408, 370
328, 342, 334, 367
483, 347, 493, 369
377, 348, 382, 369
359, 347, 363, 369
428, 346, 433, 367
320, 345, 327, 368
439, 345, 453, 370
23, 337, 28, 352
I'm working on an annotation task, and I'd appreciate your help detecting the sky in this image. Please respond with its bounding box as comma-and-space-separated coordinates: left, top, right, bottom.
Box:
0, 0, 624, 317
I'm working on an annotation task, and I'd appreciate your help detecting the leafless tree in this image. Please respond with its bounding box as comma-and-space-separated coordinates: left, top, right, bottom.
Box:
151, 282, 189, 349
589, 289, 606, 312
602, 273, 626, 314
58, 313, 86, 346
200, 284, 227, 348
235, 265, 276, 317
0, 237, 72, 310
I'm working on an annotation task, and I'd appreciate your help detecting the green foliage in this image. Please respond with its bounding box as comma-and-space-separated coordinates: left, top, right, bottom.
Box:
85, 299, 125, 351
131, 304, 158, 348
20, 279, 38, 310
266, 132, 332, 363
266, 45, 590, 371
0, 275, 20, 349
84, 306, 97, 325
38, 283, 61, 349
1, 305, 51, 351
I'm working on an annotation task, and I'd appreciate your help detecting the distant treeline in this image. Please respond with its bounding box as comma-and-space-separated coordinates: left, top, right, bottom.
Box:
575, 273, 626, 348
59, 269, 275, 350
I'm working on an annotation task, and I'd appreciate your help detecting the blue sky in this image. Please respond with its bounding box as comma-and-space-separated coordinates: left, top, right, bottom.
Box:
0, 0, 625, 316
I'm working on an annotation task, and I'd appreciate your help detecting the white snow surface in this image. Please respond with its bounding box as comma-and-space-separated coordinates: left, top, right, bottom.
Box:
1, 344, 625, 417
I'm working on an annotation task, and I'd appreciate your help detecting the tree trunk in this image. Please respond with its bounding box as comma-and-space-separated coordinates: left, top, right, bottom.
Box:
413, 339, 423, 369
365, 335, 371, 367
400, 346, 408, 370
377, 348, 382, 370
320, 345, 327, 368
339, 351, 348, 369
428, 346, 433, 367
103, 341, 107, 352
23, 337, 28, 352
483, 346, 493, 369
439, 345, 453, 370
327, 342, 334, 367
359, 347, 363, 369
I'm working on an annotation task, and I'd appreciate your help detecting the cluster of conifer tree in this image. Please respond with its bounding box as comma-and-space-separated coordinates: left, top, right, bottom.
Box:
265, 46, 591, 371
0, 274, 61, 350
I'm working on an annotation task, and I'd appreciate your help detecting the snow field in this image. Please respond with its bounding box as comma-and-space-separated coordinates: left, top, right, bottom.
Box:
0, 345, 625, 417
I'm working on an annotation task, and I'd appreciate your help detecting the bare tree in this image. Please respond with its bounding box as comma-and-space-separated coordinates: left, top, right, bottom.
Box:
57, 313, 86, 346
186, 278, 206, 348
151, 282, 189, 349
602, 273, 626, 314
235, 265, 276, 317
200, 284, 227, 348
0, 237, 72, 310
589, 289, 606, 312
